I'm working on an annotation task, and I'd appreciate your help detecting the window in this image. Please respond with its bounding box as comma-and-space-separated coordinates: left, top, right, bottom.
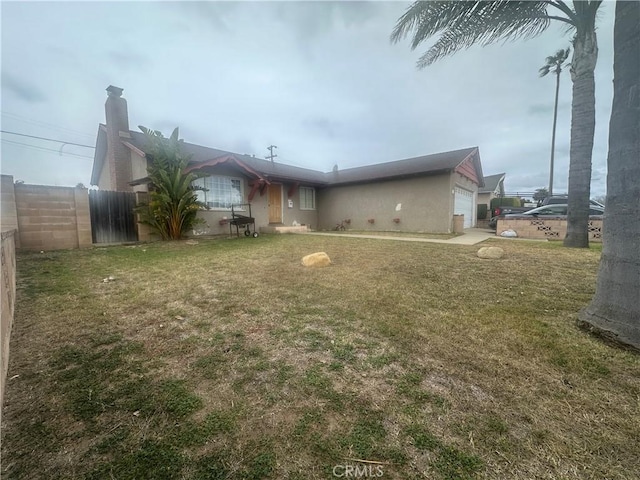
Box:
193, 176, 243, 210
299, 186, 315, 210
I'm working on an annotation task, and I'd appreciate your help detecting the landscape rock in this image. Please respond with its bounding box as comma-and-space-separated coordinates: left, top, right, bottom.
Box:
500, 229, 518, 238
477, 246, 504, 259
302, 252, 332, 267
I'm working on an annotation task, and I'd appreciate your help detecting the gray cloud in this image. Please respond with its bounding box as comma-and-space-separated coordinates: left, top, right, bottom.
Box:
302, 116, 340, 139
0, 1, 614, 198
1, 71, 46, 103
108, 52, 150, 70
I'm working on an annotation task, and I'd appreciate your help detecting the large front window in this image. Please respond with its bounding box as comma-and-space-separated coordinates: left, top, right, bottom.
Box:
193, 176, 243, 210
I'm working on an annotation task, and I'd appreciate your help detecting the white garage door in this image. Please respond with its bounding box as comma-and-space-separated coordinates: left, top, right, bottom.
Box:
454, 186, 475, 228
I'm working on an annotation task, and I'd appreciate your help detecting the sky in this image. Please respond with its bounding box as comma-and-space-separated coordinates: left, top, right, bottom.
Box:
1, 1, 615, 197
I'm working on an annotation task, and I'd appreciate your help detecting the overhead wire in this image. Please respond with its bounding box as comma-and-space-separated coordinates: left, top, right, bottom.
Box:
0, 111, 95, 140
0, 130, 95, 148
1, 139, 94, 159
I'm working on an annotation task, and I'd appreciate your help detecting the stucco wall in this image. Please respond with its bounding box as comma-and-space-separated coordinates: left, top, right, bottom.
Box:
13, 184, 92, 250
317, 174, 454, 233
131, 151, 149, 193
1, 229, 17, 415
191, 173, 319, 235
97, 153, 113, 191
477, 192, 493, 208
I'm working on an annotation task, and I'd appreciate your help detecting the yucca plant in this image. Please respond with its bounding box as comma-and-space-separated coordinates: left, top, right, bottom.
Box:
136, 126, 204, 240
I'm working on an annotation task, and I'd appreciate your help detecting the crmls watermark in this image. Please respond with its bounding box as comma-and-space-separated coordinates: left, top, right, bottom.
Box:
333, 464, 384, 477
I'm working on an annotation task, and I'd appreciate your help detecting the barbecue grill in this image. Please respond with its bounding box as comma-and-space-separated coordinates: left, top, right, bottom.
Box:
229, 203, 259, 238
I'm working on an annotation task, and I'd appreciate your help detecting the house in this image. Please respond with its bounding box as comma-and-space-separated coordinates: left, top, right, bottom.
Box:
91, 86, 485, 236
477, 173, 506, 212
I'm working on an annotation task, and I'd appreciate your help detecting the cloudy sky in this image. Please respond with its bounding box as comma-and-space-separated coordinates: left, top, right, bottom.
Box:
1, 1, 615, 197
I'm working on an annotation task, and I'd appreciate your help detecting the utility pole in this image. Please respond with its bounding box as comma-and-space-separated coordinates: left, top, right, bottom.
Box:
266, 145, 278, 163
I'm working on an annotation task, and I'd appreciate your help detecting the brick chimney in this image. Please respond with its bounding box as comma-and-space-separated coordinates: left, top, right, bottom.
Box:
105, 85, 132, 191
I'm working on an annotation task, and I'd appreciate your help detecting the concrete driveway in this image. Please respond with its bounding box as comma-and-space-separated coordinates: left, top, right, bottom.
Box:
301, 228, 494, 246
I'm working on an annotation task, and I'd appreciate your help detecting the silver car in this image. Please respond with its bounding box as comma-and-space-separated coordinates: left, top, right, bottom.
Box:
504, 204, 604, 217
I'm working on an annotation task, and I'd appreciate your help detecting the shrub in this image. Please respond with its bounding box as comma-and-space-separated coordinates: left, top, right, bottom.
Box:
135, 126, 204, 240
477, 204, 488, 220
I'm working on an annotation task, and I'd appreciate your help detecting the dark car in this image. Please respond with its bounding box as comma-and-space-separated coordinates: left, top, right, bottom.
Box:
504, 204, 605, 217
488, 206, 533, 230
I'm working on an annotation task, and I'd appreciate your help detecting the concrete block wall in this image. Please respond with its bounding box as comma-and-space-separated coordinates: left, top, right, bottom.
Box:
497, 217, 603, 242
1, 175, 20, 247
12, 183, 92, 250
1, 229, 17, 416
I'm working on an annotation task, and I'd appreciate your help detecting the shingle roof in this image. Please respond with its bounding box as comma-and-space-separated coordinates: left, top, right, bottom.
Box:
94, 127, 483, 188
126, 130, 328, 185
328, 147, 480, 186
479, 173, 505, 193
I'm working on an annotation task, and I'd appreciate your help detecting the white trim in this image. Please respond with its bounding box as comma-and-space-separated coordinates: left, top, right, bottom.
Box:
299, 186, 316, 210
194, 175, 245, 211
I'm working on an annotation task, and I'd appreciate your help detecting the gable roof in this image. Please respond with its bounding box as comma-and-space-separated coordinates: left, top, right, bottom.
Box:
479, 173, 505, 193
328, 147, 483, 187
92, 126, 484, 189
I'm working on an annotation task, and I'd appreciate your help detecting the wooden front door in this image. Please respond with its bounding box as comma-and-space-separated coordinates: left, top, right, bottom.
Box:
268, 184, 282, 224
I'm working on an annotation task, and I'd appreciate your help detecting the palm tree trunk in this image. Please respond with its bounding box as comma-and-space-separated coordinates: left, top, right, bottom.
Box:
564, 31, 598, 248
549, 69, 561, 196
579, 1, 640, 350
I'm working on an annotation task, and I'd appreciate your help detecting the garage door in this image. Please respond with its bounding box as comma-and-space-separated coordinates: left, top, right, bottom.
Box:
454, 186, 475, 228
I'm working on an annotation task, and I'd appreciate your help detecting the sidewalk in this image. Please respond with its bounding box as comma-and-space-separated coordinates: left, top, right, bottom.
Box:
300, 228, 495, 246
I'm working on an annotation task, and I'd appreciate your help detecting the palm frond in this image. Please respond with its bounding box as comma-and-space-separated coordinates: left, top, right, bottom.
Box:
392, 1, 576, 68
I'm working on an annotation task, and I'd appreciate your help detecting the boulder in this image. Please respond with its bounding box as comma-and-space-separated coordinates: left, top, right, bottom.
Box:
477, 246, 504, 259
302, 252, 332, 267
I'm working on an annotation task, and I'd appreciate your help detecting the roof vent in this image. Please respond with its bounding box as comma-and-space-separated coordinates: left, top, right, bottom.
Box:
332, 164, 338, 173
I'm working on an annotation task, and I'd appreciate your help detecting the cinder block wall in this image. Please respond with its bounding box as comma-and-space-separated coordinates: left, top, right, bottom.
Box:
14, 184, 92, 250
1, 230, 17, 416
497, 217, 603, 242
1, 175, 20, 248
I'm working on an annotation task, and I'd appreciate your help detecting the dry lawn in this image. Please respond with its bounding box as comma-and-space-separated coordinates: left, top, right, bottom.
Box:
1, 234, 638, 480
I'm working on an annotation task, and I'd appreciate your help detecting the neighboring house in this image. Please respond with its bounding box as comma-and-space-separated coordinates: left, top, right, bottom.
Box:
91, 86, 485, 235
477, 173, 506, 213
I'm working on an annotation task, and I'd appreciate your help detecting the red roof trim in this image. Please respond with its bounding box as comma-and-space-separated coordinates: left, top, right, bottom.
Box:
454, 149, 481, 185
184, 154, 269, 184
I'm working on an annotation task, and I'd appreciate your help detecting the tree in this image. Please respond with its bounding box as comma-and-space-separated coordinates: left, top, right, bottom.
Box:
135, 126, 204, 240
391, 1, 603, 248
533, 187, 549, 203
579, 1, 640, 350
539, 48, 570, 196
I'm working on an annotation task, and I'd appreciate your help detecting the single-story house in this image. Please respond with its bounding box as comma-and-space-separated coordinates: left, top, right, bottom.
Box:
91, 86, 485, 236
477, 173, 506, 213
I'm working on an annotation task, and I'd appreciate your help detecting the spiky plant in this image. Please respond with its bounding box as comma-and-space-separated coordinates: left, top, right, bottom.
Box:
136, 126, 204, 240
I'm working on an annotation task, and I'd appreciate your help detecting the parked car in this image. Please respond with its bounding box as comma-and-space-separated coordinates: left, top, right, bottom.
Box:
541, 195, 605, 208
488, 206, 534, 230
504, 204, 605, 217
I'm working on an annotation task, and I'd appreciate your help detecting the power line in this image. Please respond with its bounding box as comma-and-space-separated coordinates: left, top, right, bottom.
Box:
1, 111, 95, 140
1, 130, 95, 148
1, 139, 94, 159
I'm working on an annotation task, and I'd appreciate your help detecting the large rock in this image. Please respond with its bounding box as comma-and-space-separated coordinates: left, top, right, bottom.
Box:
302, 252, 332, 267
477, 246, 504, 259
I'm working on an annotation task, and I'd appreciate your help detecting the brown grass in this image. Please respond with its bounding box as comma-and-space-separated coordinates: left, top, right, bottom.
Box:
1, 234, 638, 480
